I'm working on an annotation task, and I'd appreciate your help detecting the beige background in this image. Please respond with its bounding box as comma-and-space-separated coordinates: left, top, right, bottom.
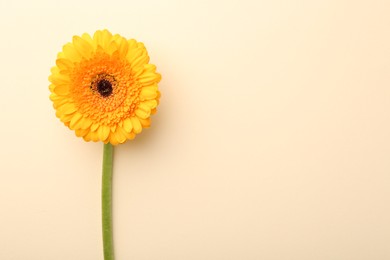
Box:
0, 0, 389, 259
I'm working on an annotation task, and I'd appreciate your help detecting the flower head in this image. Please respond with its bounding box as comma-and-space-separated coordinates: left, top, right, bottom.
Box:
49, 29, 161, 145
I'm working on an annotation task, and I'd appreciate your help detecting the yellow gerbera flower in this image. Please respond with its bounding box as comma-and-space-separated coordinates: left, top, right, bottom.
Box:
49, 29, 161, 145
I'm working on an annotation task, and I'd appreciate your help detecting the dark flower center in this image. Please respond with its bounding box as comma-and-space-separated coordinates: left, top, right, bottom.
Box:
97, 79, 113, 97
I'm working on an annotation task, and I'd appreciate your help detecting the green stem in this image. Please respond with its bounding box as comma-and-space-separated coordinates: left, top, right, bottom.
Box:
102, 143, 114, 260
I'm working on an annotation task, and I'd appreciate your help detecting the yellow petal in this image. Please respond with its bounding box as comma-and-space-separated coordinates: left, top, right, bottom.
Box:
142, 100, 158, 109
60, 112, 74, 124
98, 125, 110, 141
123, 118, 133, 132
62, 43, 81, 62
84, 131, 99, 142
75, 128, 89, 137
131, 52, 149, 71
109, 134, 119, 145
126, 48, 144, 65
107, 41, 118, 55
90, 130, 100, 142
56, 58, 73, 70
115, 128, 127, 144
50, 94, 58, 102
81, 33, 96, 49
91, 123, 100, 132
51, 96, 64, 105
72, 116, 85, 129
139, 102, 152, 112
83, 132, 92, 142
79, 117, 93, 130
135, 104, 151, 119
124, 131, 136, 140
50, 66, 60, 74
59, 103, 77, 115
53, 84, 70, 96
72, 36, 93, 59
73, 117, 92, 129
139, 118, 151, 128
135, 110, 148, 119
135, 63, 155, 78
93, 30, 103, 47
49, 84, 55, 92
93, 29, 112, 49
57, 52, 66, 59
69, 113, 82, 129
109, 129, 126, 145
144, 64, 156, 71
127, 39, 137, 48
120, 124, 136, 140
140, 86, 158, 100
116, 37, 129, 56
49, 73, 70, 85
138, 71, 161, 85
102, 29, 113, 46
131, 117, 142, 134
